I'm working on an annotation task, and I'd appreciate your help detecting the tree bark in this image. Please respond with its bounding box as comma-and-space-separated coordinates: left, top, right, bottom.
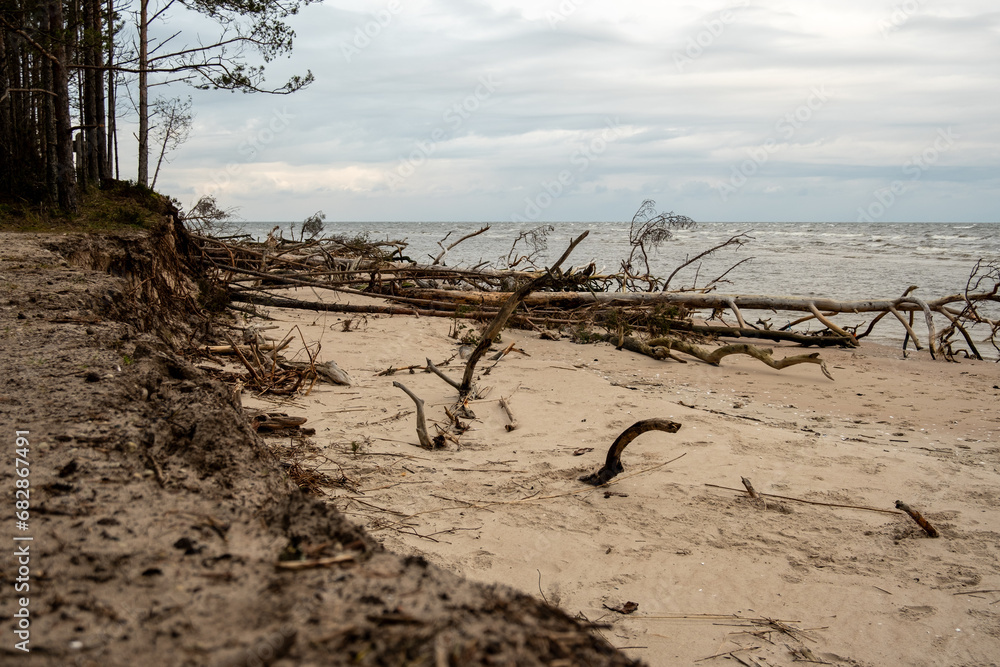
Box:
48, 0, 76, 210
138, 0, 148, 186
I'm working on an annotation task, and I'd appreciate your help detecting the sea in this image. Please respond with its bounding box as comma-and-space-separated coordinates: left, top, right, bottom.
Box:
238, 221, 1000, 358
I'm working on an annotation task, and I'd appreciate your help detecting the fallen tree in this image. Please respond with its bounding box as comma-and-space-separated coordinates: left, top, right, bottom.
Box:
188, 203, 1000, 361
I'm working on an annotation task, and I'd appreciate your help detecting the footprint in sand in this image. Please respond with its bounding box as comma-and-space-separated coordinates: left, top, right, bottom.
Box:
898, 605, 936, 621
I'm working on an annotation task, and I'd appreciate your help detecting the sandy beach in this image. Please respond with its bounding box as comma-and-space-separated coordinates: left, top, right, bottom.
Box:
240, 287, 1000, 666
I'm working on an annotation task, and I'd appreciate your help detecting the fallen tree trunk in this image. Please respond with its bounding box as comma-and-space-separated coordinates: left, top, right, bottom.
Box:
396, 287, 996, 314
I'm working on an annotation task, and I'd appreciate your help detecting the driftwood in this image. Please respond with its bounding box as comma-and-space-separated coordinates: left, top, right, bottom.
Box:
194, 226, 999, 361
598, 333, 834, 380
580, 418, 682, 486
895, 500, 940, 538
250, 412, 309, 434
392, 381, 434, 449
741, 477, 759, 499
224, 332, 310, 396
198, 340, 288, 355
432, 225, 490, 265
499, 397, 518, 432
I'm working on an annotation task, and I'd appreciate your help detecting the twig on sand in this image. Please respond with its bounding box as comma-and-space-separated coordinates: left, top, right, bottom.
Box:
705, 484, 904, 515
499, 396, 519, 431
275, 552, 359, 570
536, 569, 549, 605
895, 500, 940, 537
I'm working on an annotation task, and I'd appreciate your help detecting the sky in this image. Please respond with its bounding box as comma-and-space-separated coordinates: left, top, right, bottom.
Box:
137, 0, 1000, 223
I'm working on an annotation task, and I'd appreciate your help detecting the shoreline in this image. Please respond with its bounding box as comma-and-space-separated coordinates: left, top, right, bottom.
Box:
243, 287, 1000, 666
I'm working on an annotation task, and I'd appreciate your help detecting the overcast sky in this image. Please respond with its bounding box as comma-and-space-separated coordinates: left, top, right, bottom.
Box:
142, 0, 1000, 223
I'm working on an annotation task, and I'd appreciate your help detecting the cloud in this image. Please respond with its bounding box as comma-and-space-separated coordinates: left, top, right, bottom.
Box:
130, 0, 1000, 222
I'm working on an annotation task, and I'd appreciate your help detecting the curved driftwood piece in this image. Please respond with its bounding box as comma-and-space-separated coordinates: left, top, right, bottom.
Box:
887, 305, 924, 350
807, 303, 857, 346
603, 334, 835, 380
392, 381, 434, 449
688, 324, 851, 347
580, 418, 682, 486
648, 337, 835, 381
895, 500, 940, 538
725, 297, 748, 329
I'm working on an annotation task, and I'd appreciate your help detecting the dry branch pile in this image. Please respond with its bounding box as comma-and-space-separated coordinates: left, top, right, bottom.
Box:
188, 208, 1000, 364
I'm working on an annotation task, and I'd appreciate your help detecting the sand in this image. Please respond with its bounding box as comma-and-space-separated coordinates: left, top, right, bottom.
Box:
242, 287, 1000, 666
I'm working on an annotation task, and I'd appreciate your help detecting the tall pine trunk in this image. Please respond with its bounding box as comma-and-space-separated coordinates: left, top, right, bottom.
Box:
48, 0, 77, 211
106, 0, 118, 179
91, 0, 108, 182
137, 0, 148, 186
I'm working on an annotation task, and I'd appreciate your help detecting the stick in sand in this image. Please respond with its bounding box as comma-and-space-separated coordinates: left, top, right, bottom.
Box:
741, 476, 759, 499
499, 396, 519, 432
580, 418, 682, 486
895, 500, 940, 538
392, 381, 434, 449
459, 231, 589, 397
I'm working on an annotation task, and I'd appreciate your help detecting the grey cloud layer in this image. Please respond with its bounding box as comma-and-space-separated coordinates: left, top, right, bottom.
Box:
147, 1, 1000, 222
